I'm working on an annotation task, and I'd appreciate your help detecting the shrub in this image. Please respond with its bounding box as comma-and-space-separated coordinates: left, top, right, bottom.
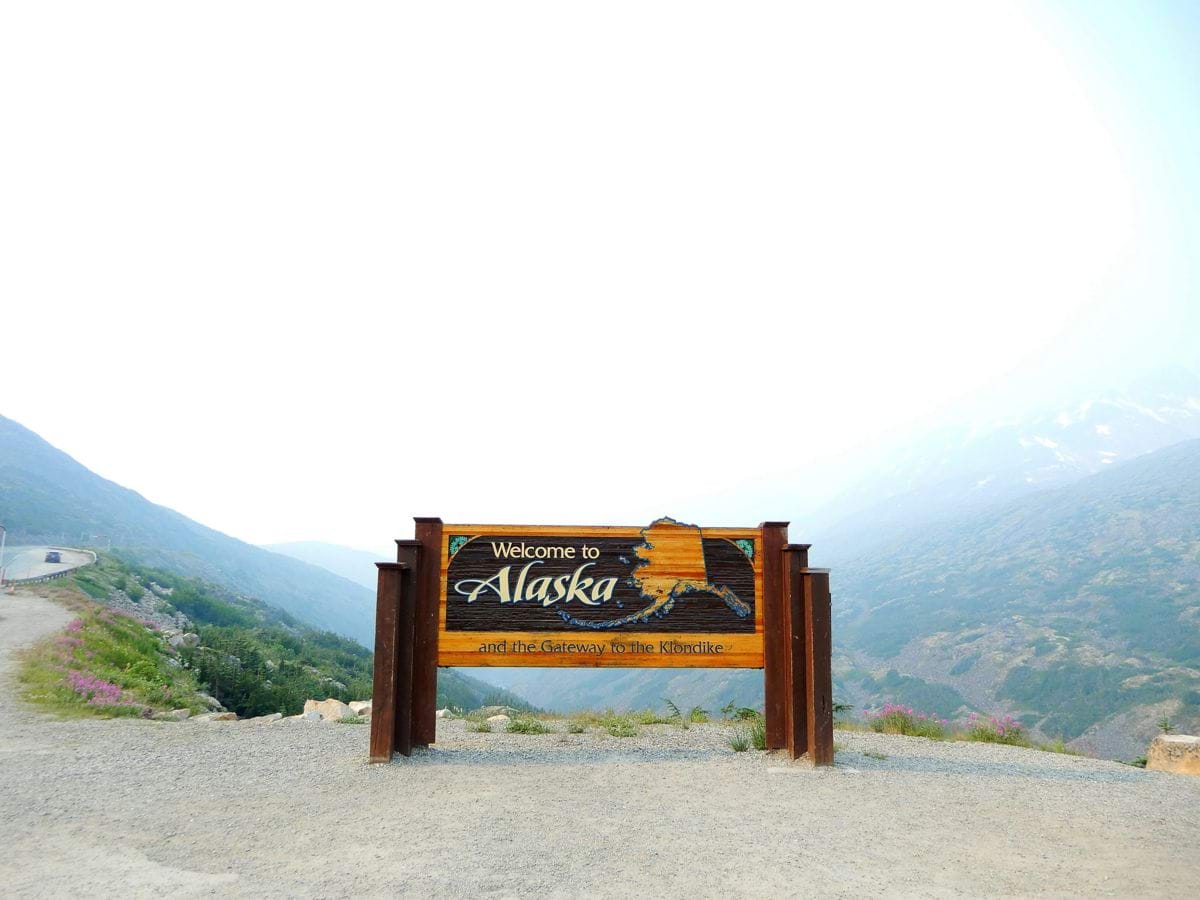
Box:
663, 697, 688, 729
728, 729, 750, 752
336, 716, 368, 725
566, 720, 586, 734
961, 712, 1027, 746
506, 717, 553, 735
687, 705, 709, 724
605, 718, 637, 737
865, 703, 948, 739
468, 720, 492, 733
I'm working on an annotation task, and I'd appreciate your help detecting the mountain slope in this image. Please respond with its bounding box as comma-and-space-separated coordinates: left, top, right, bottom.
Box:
0, 415, 376, 646
836, 437, 1200, 757
814, 368, 1200, 560
262, 541, 382, 591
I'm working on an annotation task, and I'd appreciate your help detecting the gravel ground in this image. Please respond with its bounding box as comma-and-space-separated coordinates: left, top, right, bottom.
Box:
2, 590, 1199, 898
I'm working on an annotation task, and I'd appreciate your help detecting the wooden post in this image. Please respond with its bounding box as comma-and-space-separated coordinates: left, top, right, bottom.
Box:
393, 541, 421, 756
783, 544, 809, 760
411, 517, 443, 746
369, 562, 407, 762
804, 568, 834, 766
760, 521, 789, 750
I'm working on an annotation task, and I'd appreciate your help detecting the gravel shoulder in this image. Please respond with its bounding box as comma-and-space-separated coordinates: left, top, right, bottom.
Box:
2, 590, 1198, 898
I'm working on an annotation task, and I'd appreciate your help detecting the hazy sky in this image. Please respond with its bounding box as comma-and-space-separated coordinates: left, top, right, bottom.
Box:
3, 2, 1197, 553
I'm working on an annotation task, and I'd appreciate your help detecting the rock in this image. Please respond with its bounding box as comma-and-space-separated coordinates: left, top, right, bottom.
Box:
301, 710, 322, 721
167, 632, 200, 649
436, 708, 449, 719
486, 714, 511, 726
246, 713, 283, 723
349, 700, 372, 716
1147, 734, 1200, 776
152, 708, 191, 721
303, 698, 354, 721
477, 705, 517, 718
193, 711, 238, 722
196, 692, 224, 711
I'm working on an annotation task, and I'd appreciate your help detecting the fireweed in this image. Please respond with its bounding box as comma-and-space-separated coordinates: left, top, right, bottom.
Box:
865, 703, 949, 739
962, 712, 1027, 746
19, 605, 204, 718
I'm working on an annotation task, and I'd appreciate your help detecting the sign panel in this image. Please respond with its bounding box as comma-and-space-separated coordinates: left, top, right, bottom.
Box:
437, 517, 764, 667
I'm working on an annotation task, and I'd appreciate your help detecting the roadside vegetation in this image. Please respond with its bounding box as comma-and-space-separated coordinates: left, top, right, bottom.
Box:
18, 605, 208, 719
856, 703, 1086, 755
18, 554, 527, 720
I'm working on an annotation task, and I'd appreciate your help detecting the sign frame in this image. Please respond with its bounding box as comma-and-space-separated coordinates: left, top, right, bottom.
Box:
369, 517, 832, 766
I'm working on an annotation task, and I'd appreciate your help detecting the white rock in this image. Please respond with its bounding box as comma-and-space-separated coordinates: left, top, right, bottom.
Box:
151, 708, 191, 721
304, 698, 355, 721
349, 701, 372, 716
486, 714, 511, 726
193, 711, 238, 722
246, 713, 283, 723
1147, 734, 1200, 776
436, 708, 449, 719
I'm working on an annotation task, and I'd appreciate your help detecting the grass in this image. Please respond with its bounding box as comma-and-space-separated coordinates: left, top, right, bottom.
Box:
728, 729, 751, 752
468, 720, 493, 733
19, 602, 207, 719
749, 715, 767, 750
858, 703, 1087, 757
336, 715, 368, 725
566, 719, 587, 734
631, 709, 674, 725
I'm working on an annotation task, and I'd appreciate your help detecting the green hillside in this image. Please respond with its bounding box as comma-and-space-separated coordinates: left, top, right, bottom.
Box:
0, 414, 376, 645
837, 438, 1200, 757
66, 554, 529, 717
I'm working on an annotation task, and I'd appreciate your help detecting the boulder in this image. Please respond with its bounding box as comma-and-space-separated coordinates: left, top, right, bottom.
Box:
349, 700, 372, 716
152, 708, 191, 721
486, 714, 511, 726
1147, 734, 1200, 776
477, 705, 517, 718
435, 708, 450, 719
247, 712, 283, 723
193, 711, 238, 722
167, 632, 200, 649
196, 692, 224, 711
304, 698, 354, 721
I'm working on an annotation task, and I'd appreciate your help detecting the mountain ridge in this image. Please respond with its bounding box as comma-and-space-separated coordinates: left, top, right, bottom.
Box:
0, 414, 376, 646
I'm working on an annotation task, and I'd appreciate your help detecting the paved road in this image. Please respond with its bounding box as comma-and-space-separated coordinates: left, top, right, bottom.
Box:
1, 546, 95, 581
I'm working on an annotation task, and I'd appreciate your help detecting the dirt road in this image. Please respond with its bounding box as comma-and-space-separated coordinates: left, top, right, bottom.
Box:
1, 590, 1198, 898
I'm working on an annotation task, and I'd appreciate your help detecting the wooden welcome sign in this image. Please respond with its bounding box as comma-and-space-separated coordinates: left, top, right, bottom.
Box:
439, 518, 763, 667
370, 518, 832, 766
